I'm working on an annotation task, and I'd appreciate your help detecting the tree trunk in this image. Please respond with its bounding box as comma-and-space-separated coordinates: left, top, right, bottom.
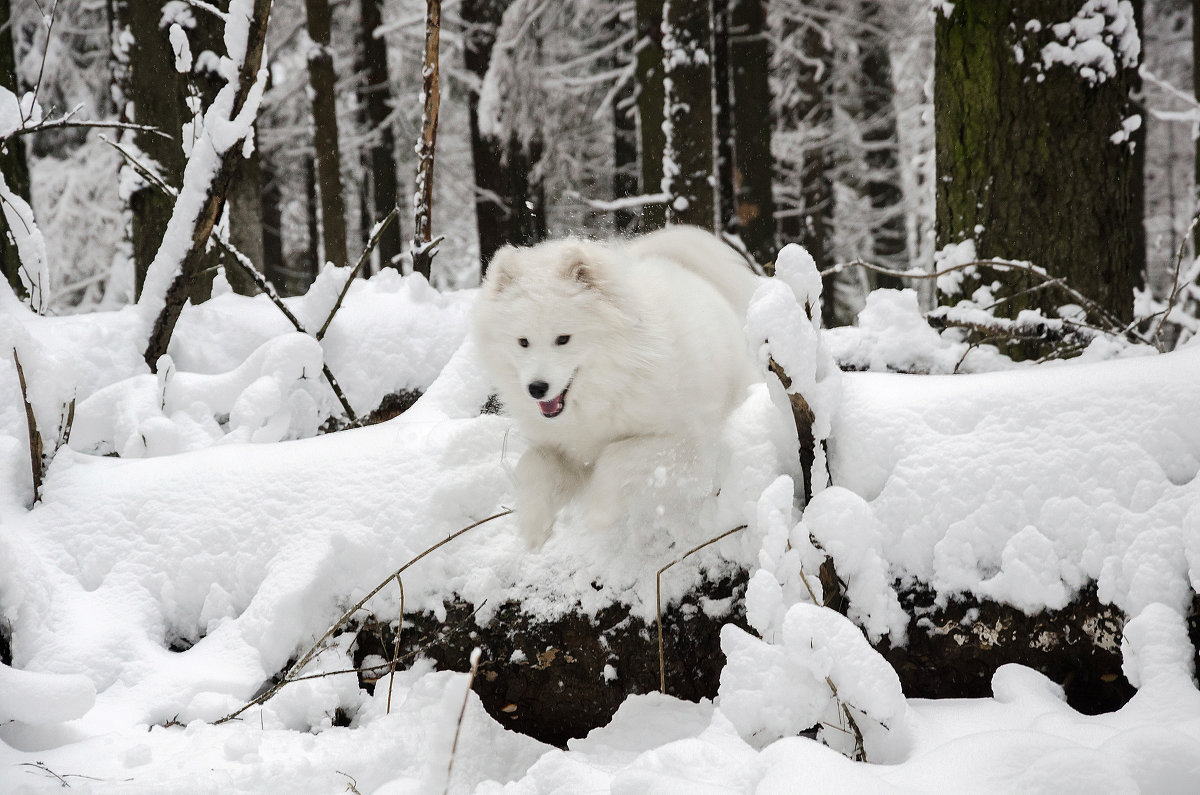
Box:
1194, 0, 1200, 255
713, 0, 736, 234
0, 0, 30, 300
358, 0, 403, 270
260, 150, 287, 293
305, 0, 349, 269
411, 0, 442, 281
635, 0, 667, 231
859, 0, 905, 286
729, 0, 775, 267
111, 0, 192, 301
463, 0, 508, 275
662, 0, 716, 228
303, 155, 320, 289
225, 145, 265, 295
141, 0, 272, 370
612, 14, 639, 234
935, 0, 1142, 325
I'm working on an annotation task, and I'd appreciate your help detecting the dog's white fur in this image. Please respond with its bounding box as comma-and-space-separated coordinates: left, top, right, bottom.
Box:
471, 226, 762, 546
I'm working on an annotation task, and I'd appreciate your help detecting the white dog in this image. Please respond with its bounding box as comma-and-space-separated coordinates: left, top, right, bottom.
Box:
471, 226, 762, 546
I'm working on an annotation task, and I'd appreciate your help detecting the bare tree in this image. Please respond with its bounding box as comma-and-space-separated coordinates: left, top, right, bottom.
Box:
411, 0, 442, 280
729, 0, 775, 266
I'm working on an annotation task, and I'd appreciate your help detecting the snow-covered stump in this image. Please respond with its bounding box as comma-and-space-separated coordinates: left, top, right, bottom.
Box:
351, 579, 750, 747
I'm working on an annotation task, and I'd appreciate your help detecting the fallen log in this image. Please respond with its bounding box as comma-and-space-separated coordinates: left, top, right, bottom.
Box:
347, 579, 1199, 746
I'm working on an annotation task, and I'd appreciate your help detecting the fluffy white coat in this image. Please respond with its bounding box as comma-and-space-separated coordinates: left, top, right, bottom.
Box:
471, 226, 762, 546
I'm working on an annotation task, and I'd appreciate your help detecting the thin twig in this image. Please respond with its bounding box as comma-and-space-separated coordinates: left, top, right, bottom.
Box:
824, 676, 867, 762
316, 206, 400, 341
27, 0, 60, 124
444, 647, 482, 795
657, 525, 747, 694
210, 233, 359, 422
2, 117, 169, 144
13, 349, 42, 504
1153, 213, 1200, 348
213, 510, 510, 725
386, 574, 405, 714
826, 257, 1142, 344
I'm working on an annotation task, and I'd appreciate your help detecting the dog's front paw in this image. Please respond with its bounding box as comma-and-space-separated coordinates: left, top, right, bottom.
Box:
516, 504, 555, 549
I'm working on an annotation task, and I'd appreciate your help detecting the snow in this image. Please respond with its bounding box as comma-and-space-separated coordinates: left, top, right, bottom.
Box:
1040, 0, 1140, 86
3, 244, 1200, 790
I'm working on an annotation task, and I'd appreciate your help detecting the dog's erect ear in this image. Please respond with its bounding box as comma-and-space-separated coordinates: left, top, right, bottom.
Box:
562, 244, 602, 291
483, 245, 519, 293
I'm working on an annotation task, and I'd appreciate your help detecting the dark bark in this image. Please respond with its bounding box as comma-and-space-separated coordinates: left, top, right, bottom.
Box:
463, 0, 510, 273
411, 0, 442, 281
357, 0, 403, 270
0, 0, 30, 299
352, 575, 749, 747
303, 155, 320, 287
663, 0, 716, 228
112, 0, 192, 301
935, 0, 1142, 325
260, 150, 287, 293
142, 0, 272, 370
225, 141, 265, 295
347, 577, 1198, 746
612, 24, 639, 234
305, 0, 349, 269
858, 0, 905, 286
729, 0, 776, 267
713, 0, 736, 233
635, 0, 667, 230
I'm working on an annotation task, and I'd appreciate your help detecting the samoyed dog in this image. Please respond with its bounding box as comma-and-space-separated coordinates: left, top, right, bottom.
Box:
472, 226, 763, 547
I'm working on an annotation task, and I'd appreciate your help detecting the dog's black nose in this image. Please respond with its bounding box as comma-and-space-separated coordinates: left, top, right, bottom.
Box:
528, 380, 549, 399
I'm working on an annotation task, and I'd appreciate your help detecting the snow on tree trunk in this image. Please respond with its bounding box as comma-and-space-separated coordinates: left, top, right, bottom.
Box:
934, 0, 1144, 326
662, 0, 716, 228
304, 0, 349, 270
110, 0, 194, 302
635, 0, 668, 231
139, 0, 272, 371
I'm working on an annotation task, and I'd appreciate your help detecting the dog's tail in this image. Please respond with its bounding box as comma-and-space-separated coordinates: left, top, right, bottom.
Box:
625, 225, 761, 316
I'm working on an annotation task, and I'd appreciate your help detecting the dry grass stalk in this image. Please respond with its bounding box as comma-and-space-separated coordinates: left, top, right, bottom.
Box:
214, 510, 510, 725
443, 647, 482, 795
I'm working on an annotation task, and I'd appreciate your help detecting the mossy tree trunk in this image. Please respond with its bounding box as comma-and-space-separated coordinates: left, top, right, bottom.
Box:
935, 0, 1143, 324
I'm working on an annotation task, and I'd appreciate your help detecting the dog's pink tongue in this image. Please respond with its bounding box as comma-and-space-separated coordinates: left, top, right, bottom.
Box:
539, 394, 563, 416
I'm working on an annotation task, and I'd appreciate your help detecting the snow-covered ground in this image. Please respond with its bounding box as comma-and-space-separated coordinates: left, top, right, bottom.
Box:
1, 262, 1198, 793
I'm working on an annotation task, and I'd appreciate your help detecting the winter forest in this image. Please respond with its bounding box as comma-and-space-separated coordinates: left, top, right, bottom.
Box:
1, 0, 1199, 791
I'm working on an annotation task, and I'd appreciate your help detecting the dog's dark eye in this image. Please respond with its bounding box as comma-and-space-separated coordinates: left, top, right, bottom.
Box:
518, 337, 529, 348
556, 335, 571, 346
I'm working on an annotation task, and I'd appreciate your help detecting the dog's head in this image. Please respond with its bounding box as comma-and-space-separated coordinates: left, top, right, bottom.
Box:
473, 239, 629, 421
